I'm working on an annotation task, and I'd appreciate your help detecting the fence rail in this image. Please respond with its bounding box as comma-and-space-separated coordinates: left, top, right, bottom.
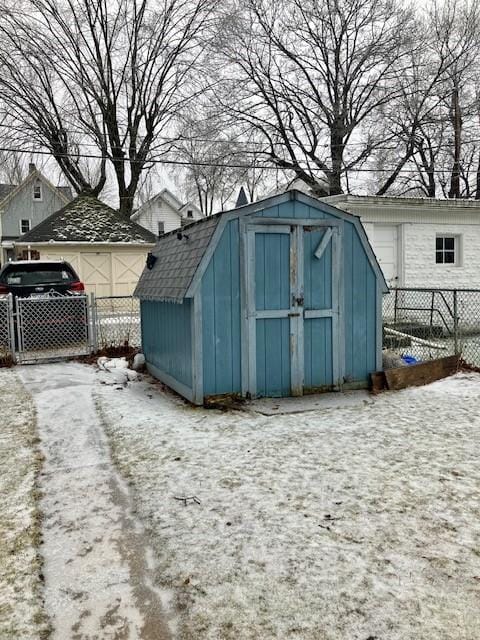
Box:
383, 287, 480, 367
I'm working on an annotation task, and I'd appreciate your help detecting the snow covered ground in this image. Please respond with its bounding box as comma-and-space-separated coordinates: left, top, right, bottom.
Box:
96, 370, 480, 640
0, 369, 49, 639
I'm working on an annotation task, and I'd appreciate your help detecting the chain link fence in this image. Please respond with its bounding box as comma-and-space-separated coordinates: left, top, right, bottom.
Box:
16, 293, 90, 364
0, 293, 141, 365
92, 295, 141, 349
383, 288, 480, 367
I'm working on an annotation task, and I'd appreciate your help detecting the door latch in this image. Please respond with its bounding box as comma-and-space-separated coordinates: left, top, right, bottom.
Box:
292, 294, 304, 306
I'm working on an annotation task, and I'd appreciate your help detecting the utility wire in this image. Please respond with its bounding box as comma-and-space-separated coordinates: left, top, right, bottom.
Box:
0, 143, 477, 176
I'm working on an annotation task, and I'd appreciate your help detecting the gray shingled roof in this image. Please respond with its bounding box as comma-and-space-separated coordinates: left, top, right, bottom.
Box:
19, 195, 156, 244
134, 215, 219, 302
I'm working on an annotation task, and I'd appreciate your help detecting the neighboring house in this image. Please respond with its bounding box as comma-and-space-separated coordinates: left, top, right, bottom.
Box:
16, 195, 155, 296
135, 190, 386, 404
0, 163, 72, 264
131, 188, 203, 237
323, 195, 480, 289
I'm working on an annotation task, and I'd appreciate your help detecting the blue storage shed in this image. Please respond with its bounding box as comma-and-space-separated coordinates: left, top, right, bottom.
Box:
135, 190, 388, 404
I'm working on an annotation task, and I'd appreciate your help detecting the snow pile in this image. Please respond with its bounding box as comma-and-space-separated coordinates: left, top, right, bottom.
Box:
0, 370, 49, 639
97, 356, 139, 385
96, 372, 480, 640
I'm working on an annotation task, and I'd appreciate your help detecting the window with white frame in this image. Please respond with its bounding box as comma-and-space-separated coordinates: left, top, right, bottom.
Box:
187, 209, 193, 218
33, 181, 42, 200
20, 219, 31, 234
158, 221, 165, 237
436, 235, 458, 264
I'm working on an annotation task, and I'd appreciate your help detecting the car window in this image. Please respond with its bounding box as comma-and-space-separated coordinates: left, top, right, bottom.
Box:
3, 267, 76, 286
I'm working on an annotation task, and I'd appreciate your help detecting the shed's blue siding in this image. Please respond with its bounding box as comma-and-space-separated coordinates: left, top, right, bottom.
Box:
201, 219, 241, 396
343, 223, 378, 382
199, 199, 379, 397
141, 299, 193, 388
254, 231, 292, 396
253, 198, 378, 385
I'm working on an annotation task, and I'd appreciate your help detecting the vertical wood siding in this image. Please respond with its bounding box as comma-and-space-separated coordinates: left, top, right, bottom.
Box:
201, 220, 241, 396
343, 223, 378, 381
141, 299, 193, 388
303, 227, 334, 388
256, 318, 291, 396
254, 231, 291, 396
304, 229, 332, 310
252, 199, 378, 387
304, 318, 333, 389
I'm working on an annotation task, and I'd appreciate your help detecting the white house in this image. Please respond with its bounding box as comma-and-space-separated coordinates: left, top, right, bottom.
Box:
131, 188, 203, 237
322, 195, 480, 289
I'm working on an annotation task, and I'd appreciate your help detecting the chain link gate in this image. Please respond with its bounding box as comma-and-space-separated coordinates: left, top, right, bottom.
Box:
15, 292, 91, 364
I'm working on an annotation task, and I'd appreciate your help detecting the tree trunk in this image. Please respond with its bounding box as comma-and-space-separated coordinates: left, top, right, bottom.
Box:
475, 153, 480, 199
448, 83, 462, 199
329, 129, 344, 195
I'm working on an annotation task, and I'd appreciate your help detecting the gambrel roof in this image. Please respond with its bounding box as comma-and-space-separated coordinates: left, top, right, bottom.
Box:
135, 190, 388, 303
18, 195, 156, 244
134, 215, 219, 301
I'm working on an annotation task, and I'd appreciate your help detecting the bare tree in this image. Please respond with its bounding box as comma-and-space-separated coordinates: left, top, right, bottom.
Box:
215, 0, 415, 196
371, 0, 480, 198
0, 0, 213, 215
172, 112, 274, 214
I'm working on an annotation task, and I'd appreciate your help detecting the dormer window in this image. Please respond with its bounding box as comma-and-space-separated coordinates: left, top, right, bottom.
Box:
33, 181, 42, 201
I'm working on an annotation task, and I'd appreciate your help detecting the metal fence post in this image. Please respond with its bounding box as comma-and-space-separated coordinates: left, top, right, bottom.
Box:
453, 289, 459, 356
90, 292, 97, 353
7, 294, 16, 362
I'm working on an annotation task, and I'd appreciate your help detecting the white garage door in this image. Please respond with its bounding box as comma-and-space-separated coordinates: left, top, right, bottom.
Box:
373, 226, 399, 286
80, 253, 112, 296
112, 253, 145, 296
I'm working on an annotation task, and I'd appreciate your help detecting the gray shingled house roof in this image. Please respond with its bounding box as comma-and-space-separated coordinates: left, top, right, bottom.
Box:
18, 195, 156, 244
134, 214, 220, 302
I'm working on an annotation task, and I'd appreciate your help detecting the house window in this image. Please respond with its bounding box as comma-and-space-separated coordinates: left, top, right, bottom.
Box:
20, 219, 31, 234
33, 181, 42, 200
436, 236, 458, 264
158, 221, 165, 237
187, 209, 193, 218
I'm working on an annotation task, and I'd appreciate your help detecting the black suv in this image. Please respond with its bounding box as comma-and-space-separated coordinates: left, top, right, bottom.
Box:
0, 260, 85, 298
